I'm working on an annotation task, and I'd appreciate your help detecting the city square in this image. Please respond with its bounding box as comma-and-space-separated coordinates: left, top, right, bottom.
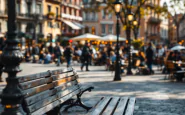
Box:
1, 0, 185, 115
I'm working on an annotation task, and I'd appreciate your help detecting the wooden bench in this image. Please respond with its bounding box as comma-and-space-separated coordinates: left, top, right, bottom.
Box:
17, 67, 94, 115
89, 97, 136, 115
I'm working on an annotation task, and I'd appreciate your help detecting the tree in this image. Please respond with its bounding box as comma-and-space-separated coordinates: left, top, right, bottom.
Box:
82, 0, 159, 39
159, 0, 185, 42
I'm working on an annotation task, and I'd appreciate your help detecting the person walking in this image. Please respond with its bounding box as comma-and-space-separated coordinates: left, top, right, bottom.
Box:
81, 42, 91, 71
64, 45, 73, 67
48, 42, 54, 61
0, 51, 3, 82
146, 42, 154, 74
54, 42, 62, 66
32, 44, 39, 63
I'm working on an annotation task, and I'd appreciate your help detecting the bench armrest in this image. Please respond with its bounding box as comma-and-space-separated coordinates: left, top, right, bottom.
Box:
79, 85, 94, 96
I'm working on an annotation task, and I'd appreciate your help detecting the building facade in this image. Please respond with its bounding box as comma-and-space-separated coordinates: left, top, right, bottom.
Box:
82, 0, 162, 44
144, 0, 161, 44
43, 0, 61, 42
0, 0, 44, 47
61, 0, 83, 40
168, 17, 177, 44
0, 0, 84, 46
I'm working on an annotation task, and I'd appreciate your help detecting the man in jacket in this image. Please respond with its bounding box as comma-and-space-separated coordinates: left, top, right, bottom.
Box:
81, 42, 91, 71
54, 42, 62, 66
146, 42, 154, 74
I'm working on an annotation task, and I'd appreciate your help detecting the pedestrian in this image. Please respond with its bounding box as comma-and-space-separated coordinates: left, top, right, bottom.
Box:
44, 51, 51, 64
32, 44, 39, 63
0, 51, 3, 82
39, 50, 44, 64
146, 42, 154, 74
81, 42, 91, 71
64, 44, 73, 67
48, 42, 54, 61
54, 42, 62, 66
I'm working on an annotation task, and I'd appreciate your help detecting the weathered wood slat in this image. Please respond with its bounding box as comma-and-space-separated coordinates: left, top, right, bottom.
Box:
102, 97, 120, 115
18, 71, 50, 83
125, 97, 136, 115
24, 75, 78, 97
27, 85, 80, 113
113, 97, 128, 115
90, 97, 111, 115
18, 67, 73, 83
31, 88, 81, 115
25, 80, 78, 106
51, 67, 73, 75
20, 71, 75, 90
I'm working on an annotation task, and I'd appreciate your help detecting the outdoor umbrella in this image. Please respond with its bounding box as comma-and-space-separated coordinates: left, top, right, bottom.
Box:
171, 45, 185, 51
100, 34, 126, 42
71, 33, 102, 41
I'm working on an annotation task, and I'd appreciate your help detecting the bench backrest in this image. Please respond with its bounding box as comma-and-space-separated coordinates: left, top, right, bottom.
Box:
18, 67, 81, 115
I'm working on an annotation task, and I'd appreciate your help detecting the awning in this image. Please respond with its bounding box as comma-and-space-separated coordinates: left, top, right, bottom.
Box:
62, 19, 81, 30
73, 22, 85, 28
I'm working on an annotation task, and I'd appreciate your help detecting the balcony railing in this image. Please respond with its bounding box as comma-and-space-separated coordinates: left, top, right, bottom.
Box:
148, 17, 161, 24
17, 13, 44, 20
147, 33, 160, 39
83, 18, 98, 22
62, 13, 83, 21
62, 1, 81, 10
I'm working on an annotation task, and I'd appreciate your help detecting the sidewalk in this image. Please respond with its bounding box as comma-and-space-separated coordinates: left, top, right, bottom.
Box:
0, 63, 185, 115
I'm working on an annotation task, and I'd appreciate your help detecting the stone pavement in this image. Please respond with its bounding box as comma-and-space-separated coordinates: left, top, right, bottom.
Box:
0, 63, 185, 115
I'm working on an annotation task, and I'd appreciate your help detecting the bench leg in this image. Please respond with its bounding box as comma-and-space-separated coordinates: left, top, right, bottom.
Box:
63, 95, 92, 112
64, 87, 93, 112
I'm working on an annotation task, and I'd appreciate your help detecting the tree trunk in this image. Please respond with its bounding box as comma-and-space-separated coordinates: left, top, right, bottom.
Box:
176, 25, 179, 42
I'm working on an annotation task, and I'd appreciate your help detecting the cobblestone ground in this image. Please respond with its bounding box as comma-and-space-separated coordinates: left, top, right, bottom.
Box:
0, 63, 185, 115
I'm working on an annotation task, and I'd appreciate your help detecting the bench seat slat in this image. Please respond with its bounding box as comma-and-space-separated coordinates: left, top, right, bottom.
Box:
113, 97, 128, 115
18, 67, 73, 83
25, 80, 78, 105
102, 97, 120, 115
125, 97, 136, 115
24, 75, 78, 97
90, 97, 111, 115
31, 88, 81, 115
27, 85, 80, 113
20, 71, 75, 90
18, 71, 50, 83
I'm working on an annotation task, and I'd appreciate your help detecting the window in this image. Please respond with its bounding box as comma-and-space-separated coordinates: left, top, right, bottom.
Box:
91, 26, 95, 34
47, 5, 51, 13
47, 21, 52, 28
64, 7, 66, 13
108, 13, 112, 19
17, 22, 21, 32
108, 25, 113, 34
56, 7, 59, 16
16, 3, 21, 14
37, 23, 42, 33
27, 2, 31, 14
56, 22, 60, 28
36, 4, 42, 14
102, 24, 106, 34
0, 23, 1, 32
102, 10, 106, 19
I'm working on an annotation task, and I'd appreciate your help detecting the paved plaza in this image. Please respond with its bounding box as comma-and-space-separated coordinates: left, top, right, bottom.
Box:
0, 63, 185, 115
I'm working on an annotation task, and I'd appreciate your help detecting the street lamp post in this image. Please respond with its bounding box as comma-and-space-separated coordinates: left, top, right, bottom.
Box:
126, 12, 134, 75
113, 0, 122, 81
133, 20, 138, 40
0, 0, 25, 114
